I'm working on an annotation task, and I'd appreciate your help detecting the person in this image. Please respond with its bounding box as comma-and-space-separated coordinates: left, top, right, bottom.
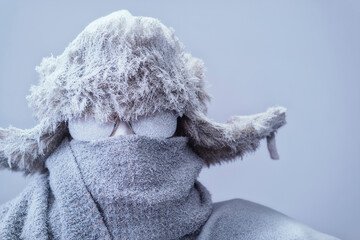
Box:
0, 10, 339, 240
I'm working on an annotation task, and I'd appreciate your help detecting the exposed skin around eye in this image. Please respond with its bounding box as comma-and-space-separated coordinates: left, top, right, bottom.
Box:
130, 111, 178, 138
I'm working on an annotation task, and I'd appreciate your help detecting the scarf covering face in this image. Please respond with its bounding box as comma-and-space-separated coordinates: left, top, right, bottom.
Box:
0, 137, 338, 240
46, 136, 212, 240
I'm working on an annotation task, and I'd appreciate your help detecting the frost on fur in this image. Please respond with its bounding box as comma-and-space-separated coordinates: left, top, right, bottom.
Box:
1, 10, 287, 173
0, 121, 68, 174
27, 10, 210, 129
183, 107, 287, 166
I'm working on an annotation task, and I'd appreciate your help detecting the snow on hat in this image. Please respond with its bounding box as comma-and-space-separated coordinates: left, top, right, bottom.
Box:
0, 10, 286, 174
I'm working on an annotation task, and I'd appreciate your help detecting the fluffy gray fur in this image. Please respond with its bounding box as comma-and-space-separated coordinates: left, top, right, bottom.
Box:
27, 10, 209, 126
0, 121, 68, 174
0, 10, 286, 173
183, 106, 286, 166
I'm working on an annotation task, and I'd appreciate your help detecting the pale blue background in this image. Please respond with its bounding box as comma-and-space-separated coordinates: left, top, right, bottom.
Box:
0, 1, 359, 239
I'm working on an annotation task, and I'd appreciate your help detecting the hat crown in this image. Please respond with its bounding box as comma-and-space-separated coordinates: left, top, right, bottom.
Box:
27, 10, 209, 128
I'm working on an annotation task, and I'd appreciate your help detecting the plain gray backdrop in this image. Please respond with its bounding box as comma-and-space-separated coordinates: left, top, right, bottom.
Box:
0, 1, 359, 239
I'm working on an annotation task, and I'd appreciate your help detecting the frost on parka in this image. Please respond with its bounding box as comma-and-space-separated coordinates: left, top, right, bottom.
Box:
0, 10, 287, 174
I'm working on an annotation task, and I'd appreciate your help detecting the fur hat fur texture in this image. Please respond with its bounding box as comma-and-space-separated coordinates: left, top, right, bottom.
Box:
0, 10, 286, 174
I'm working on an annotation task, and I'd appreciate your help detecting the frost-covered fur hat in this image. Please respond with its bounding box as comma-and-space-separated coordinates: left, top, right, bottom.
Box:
0, 10, 286, 174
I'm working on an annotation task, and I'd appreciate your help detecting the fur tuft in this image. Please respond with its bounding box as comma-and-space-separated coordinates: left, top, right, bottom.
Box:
183, 107, 287, 166
0, 121, 68, 174
27, 10, 210, 128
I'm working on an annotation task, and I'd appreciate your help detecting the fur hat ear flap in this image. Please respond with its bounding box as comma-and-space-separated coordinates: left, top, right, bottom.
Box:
182, 106, 287, 166
0, 121, 68, 175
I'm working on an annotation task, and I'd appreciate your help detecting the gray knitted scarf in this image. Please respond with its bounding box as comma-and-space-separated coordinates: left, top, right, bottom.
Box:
46, 136, 212, 240
0, 137, 339, 240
